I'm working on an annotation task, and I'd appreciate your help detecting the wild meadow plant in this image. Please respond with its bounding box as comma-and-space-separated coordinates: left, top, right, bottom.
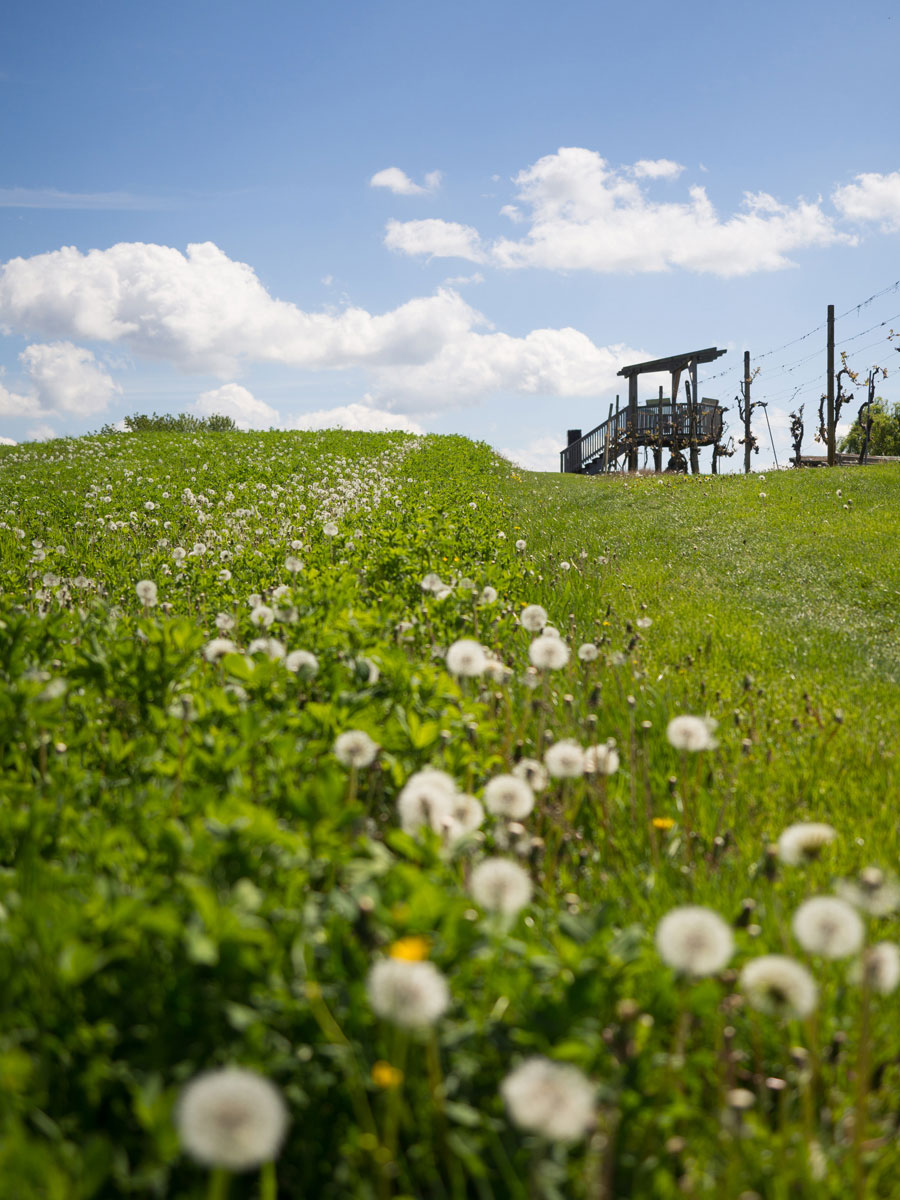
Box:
0, 431, 899, 1195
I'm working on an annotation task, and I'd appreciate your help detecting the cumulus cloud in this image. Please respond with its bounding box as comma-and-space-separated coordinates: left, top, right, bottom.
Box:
367, 328, 643, 413
632, 158, 684, 179
0, 341, 118, 419
21, 341, 121, 414
385, 148, 852, 277
369, 167, 442, 196
833, 171, 900, 231
498, 434, 564, 472
26, 423, 56, 442
194, 383, 280, 430
0, 435, 17, 445
0, 240, 645, 415
0, 242, 480, 375
385, 218, 485, 262
288, 402, 423, 433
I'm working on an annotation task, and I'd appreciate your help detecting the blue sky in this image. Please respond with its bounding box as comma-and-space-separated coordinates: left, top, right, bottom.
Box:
1, 0, 899, 468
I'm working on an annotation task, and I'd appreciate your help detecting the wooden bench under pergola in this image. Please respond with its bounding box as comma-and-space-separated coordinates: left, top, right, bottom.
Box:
561, 346, 728, 474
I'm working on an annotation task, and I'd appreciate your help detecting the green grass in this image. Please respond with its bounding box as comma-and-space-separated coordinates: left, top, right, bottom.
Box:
1, 433, 899, 1198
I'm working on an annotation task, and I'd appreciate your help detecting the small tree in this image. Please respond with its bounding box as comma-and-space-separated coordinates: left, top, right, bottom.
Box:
839, 397, 900, 456
98, 412, 238, 434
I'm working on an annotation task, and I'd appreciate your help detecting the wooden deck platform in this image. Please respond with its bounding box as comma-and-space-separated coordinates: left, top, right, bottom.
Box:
561, 400, 724, 474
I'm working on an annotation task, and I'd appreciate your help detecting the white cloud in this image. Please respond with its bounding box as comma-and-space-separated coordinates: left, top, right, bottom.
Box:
0, 435, 17, 445
833, 171, 900, 231
0, 381, 41, 417
26, 423, 56, 442
0, 242, 481, 375
385, 218, 485, 263
632, 159, 684, 179
0, 240, 646, 415
20, 341, 121, 414
194, 383, 279, 430
386, 148, 852, 277
442, 272, 484, 286
368, 329, 643, 413
369, 167, 442, 196
0, 187, 169, 210
288, 402, 423, 433
497, 434, 563, 472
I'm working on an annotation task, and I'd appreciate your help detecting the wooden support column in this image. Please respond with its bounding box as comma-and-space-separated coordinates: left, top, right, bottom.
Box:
627, 374, 638, 471
602, 403, 613, 472
689, 358, 700, 473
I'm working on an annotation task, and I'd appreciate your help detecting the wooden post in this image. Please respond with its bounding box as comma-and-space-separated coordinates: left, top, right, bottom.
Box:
688, 358, 700, 473
602, 403, 612, 472
826, 303, 835, 466
656, 385, 664, 471
743, 350, 752, 474
670, 369, 681, 462
565, 428, 582, 474
627, 375, 638, 471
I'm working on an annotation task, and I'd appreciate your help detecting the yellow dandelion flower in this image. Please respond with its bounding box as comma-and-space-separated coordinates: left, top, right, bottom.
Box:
389, 936, 430, 961
372, 1061, 404, 1089
652, 817, 675, 831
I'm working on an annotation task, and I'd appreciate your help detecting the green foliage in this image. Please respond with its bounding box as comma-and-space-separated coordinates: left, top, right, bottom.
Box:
0, 433, 899, 1196
98, 411, 239, 434
838, 398, 900, 455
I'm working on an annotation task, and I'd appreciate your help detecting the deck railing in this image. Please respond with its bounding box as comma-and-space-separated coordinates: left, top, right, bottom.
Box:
560, 401, 723, 473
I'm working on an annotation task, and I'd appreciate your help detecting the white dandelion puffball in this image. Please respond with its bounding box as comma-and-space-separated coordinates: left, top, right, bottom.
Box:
285, 555, 302, 574
792, 896, 864, 959
501, 1057, 595, 1141
777, 822, 837, 865
176, 1067, 289, 1171
739, 955, 818, 1018
481, 586, 498, 605
470, 858, 533, 917
446, 638, 488, 677
583, 743, 619, 776
513, 758, 549, 792
529, 635, 570, 671
483, 775, 535, 820
322, 521, 339, 537
215, 612, 236, 632
203, 638, 237, 663
397, 770, 456, 835
515, 539, 527, 552
248, 637, 285, 661
838, 868, 900, 916
420, 572, 444, 593
577, 643, 599, 663
544, 740, 585, 779
520, 604, 548, 633
367, 959, 450, 1027
285, 649, 319, 676
136, 579, 158, 606
250, 605, 275, 628
666, 714, 718, 752
334, 730, 379, 769
449, 793, 484, 837
542, 625, 562, 639
859, 942, 900, 994
655, 906, 734, 977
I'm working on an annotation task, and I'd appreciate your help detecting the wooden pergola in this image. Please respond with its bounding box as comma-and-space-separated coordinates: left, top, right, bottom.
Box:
561, 346, 728, 474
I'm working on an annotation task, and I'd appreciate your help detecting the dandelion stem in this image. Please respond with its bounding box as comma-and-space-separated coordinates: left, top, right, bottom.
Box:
206, 1168, 230, 1200
259, 1161, 277, 1200
853, 971, 872, 1200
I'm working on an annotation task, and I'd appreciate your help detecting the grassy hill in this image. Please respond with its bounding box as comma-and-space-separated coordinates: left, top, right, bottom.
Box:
0, 431, 898, 1197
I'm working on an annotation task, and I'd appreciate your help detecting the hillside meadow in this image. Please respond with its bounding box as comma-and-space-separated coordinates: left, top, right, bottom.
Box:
0, 430, 898, 1198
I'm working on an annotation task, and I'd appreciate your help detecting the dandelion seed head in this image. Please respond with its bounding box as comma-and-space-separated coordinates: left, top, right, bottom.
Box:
334, 730, 379, 768
215, 612, 235, 632
285, 649, 318, 676
501, 1058, 595, 1141
837, 867, 900, 916
420, 572, 444, 593
520, 604, 548, 632
481, 586, 498, 604
529, 635, 570, 670
483, 774, 535, 819
176, 1067, 288, 1171
858, 942, 900, 994
366, 959, 450, 1027
577, 642, 599, 662
583, 742, 620, 776
136, 579, 157, 606
777, 823, 837, 865
204, 638, 237, 662
322, 521, 339, 537
470, 858, 533, 917
655, 906, 734, 976
792, 896, 864, 959
515, 539, 527, 552
740, 955, 818, 1018
446, 638, 488, 677
449, 793, 484, 836
513, 758, 549, 792
666, 714, 718, 751
544, 740, 585, 779
247, 637, 285, 660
